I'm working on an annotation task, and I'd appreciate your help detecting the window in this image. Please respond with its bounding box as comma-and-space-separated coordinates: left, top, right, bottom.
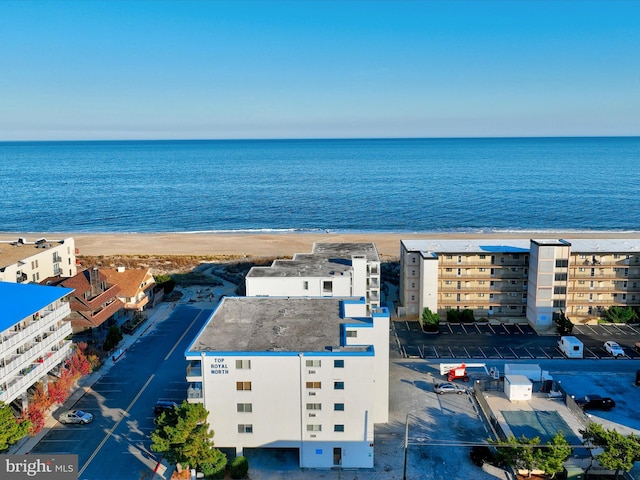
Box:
445, 280, 452, 285
238, 424, 253, 433
334, 359, 344, 368
236, 381, 252, 391
411, 295, 415, 301
334, 382, 344, 390
479, 268, 485, 272
323, 281, 333, 292
555, 273, 567, 281
237, 403, 252, 413
479, 255, 486, 259
554, 286, 567, 294
236, 359, 251, 369
411, 270, 416, 276
555, 259, 568, 268
334, 425, 345, 432
478, 293, 485, 298
411, 257, 416, 263
306, 360, 321, 367
306, 382, 321, 389
411, 283, 415, 288
307, 424, 322, 432
457, 255, 462, 263
306, 403, 322, 410
446, 255, 452, 259
334, 403, 345, 411
303, 281, 309, 290
553, 300, 566, 308
346, 330, 357, 338
445, 268, 452, 272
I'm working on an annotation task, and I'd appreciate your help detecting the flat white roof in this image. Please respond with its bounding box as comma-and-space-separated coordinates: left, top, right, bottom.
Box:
401, 238, 640, 254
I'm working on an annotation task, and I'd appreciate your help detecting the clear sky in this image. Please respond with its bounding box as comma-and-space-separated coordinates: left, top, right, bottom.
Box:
1, 0, 638, 140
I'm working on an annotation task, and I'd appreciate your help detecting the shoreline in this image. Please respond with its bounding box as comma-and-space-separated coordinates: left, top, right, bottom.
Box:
3, 231, 640, 260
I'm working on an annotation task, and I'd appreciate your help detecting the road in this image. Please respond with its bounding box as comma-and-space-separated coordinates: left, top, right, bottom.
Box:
30, 304, 212, 480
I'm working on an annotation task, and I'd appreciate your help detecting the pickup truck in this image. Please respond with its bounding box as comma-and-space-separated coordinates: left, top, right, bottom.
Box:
575, 394, 615, 411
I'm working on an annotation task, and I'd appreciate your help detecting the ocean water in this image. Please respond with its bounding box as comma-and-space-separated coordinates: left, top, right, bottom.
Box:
0, 137, 638, 234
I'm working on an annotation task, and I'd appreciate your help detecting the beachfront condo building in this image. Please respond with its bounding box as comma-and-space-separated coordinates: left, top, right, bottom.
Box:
399, 238, 640, 329
245, 243, 381, 315
185, 296, 389, 469
0, 237, 78, 284
0, 282, 74, 408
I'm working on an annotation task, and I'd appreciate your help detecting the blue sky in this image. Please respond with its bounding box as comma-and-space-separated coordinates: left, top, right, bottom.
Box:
1, 0, 638, 140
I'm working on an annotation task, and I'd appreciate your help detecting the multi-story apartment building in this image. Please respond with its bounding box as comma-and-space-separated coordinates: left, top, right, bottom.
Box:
399, 238, 640, 329
0, 282, 74, 408
245, 243, 381, 314
184, 296, 389, 469
0, 237, 77, 284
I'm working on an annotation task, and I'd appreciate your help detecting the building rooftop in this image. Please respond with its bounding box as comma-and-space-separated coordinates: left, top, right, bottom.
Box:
187, 296, 371, 354
0, 282, 74, 331
247, 242, 380, 278
401, 238, 640, 254
0, 237, 71, 271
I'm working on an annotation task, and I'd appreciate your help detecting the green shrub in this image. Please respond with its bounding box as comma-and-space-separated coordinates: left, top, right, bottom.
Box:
229, 456, 249, 479
200, 459, 226, 480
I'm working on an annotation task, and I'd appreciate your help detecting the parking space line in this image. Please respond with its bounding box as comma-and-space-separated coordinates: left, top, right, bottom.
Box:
522, 347, 535, 359
460, 323, 468, 334
494, 347, 503, 359
626, 324, 640, 335
509, 347, 518, 358
488, 324, 497, 334
584, 347, 599, 359
584, 325, 600, 335
418, 346, 424, 358
539, 347, 551, 359
448, 346, 455, 358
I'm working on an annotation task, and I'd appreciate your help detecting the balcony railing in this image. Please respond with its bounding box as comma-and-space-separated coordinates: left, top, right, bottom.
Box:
187, 383, 203, 400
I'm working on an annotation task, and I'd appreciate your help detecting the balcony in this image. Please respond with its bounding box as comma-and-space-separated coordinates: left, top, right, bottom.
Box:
186, 361, 202, 380
187, 382, 203, 402
16, 272, 28, 283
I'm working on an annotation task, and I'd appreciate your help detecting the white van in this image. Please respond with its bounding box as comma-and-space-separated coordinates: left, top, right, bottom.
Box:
558, 336, 583, 358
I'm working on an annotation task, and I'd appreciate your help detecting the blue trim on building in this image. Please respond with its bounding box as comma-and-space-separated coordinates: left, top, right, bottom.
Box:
186, 348, 374, 357
0, 282, 74, 332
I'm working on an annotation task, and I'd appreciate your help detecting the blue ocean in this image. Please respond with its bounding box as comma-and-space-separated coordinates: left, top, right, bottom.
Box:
0, 137, 638, 234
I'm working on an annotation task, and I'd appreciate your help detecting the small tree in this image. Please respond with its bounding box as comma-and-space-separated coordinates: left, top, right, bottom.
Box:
421, 307, 439, 332
0, 402, 30, 451
151, 401, 227, 473
555, 310, 574, 335
535, 431, 572, 479
491, 434, 540, 477
581, 423, 640, 480
103, 325, 123, 352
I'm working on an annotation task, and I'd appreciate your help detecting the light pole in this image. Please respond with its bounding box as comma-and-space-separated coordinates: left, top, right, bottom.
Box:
402, 413, 416, 480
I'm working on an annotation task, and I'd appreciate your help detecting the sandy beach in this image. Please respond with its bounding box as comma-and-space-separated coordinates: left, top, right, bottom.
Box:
3, 231, 640, 260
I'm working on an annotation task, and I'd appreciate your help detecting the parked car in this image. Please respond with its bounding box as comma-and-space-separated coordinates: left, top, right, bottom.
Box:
434, 382, 468, 395
575, 394, 616, 411
604, 341, 625, 358
59, 410, 93, 424
154, 400, 178, 415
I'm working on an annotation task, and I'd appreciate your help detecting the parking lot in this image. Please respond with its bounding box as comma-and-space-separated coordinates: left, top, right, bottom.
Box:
394, 320, 640, 361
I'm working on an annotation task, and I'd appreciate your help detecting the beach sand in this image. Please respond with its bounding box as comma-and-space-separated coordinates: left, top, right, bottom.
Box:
3, 231, 640, 260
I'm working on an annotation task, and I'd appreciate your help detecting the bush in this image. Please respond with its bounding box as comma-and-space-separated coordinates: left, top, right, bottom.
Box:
200, 460, 226, 480
229, 456, 249, 479
421, 307, 440, 333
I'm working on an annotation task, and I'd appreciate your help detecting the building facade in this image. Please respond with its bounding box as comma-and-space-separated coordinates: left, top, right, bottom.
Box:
0, 282, 74, 407
185, 296, 389, 469
49, 268, 125, 334
245, 243, 381, 315
101, 267, 156, 313
0, 237, 77, 284
399, 238, 640, 328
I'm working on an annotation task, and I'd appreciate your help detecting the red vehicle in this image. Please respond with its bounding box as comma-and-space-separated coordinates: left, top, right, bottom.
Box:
447, 363, 469, 382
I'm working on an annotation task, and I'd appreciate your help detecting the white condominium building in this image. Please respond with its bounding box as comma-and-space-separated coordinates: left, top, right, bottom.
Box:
0, 282, 74, 407
0, 237, 77, 284
185, 296, 390, 469
399, 238, 640, 328
245, 243, 381, 314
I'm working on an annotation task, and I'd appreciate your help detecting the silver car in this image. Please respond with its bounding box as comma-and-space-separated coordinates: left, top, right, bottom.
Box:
59, 410, 93, 424
434, 382, 468, 395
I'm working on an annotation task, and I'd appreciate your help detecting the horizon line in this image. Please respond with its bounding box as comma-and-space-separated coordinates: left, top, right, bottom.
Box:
1, 134, 639, 144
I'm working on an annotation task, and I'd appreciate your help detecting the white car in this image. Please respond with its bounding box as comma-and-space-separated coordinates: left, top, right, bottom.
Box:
59, 410, 93, 424
604, 341, 625, 358
434, 382, 468, 395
